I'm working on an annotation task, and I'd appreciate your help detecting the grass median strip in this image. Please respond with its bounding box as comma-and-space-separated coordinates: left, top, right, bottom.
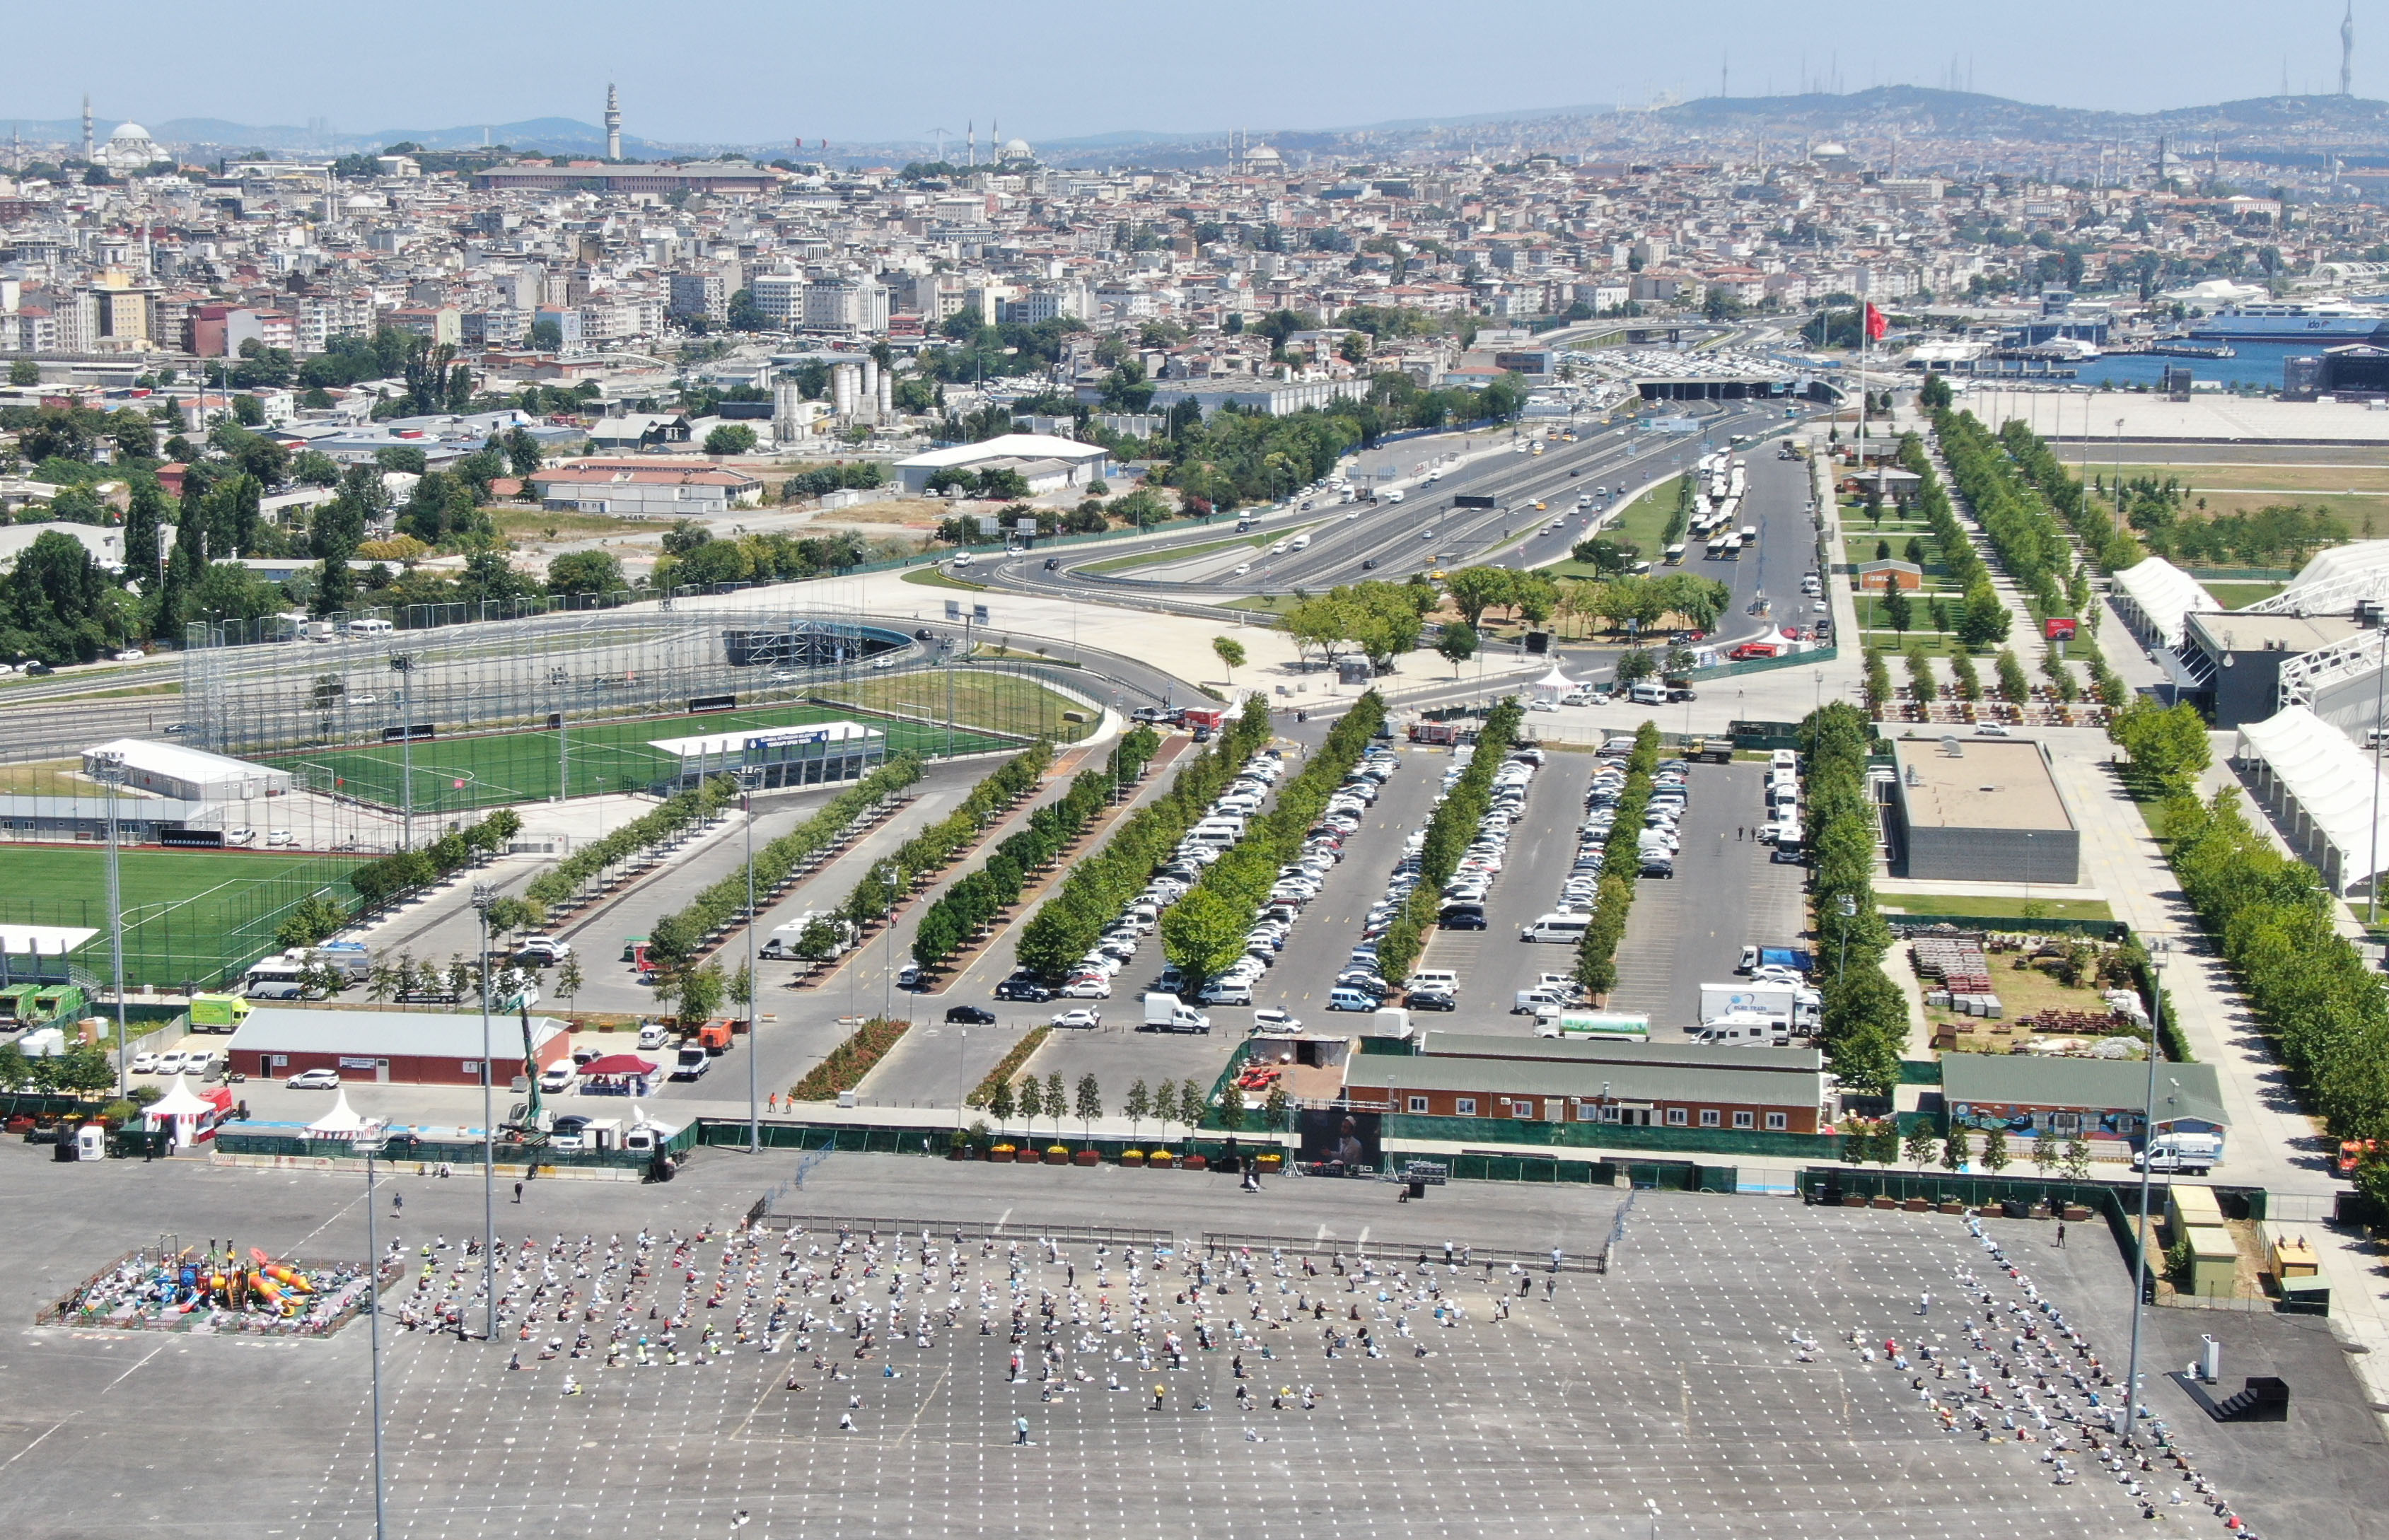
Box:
789, 1016, 909, 1102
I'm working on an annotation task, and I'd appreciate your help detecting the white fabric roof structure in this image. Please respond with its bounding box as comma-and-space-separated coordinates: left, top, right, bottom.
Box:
0, 925, 100, 955
2110, 558, 2221, 649
1533, 666, 1574, 696
895, 433, 1108, 472
2234, 704, 2389, 894
147, 1075, 217, 1117
305, 1090, 378, 1136
2247, 541, 2389, 616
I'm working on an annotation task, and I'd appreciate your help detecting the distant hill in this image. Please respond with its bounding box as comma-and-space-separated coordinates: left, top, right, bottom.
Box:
1649, 83, 2389, 148
16, 87, 2389, 169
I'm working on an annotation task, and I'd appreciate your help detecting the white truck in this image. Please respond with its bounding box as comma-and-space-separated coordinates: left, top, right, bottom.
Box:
1142, 993, 1211, 1034
1698, 981, 1820, 1032
2132, 1133, 2223, 1174
761, 912, 854, 961
669, 1044, 710, 1080
1533, 1010, 1650, 1041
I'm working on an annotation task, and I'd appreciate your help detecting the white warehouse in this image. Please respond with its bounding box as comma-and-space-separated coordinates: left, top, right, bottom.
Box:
81, 738, 291, 803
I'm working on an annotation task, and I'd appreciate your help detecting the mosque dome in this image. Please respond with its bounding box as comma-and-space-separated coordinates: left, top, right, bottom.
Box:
1812, 141, 1849, 159
1000, 138, 1032, 159
110, 122, 152, 142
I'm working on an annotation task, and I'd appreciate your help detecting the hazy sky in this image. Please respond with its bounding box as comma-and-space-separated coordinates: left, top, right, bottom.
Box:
10, 0, 2375, 145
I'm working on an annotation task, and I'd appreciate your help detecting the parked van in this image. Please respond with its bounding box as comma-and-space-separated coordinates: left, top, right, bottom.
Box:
1521, 913, 1590, 945
1328, 986, 1381, 1012
1404, 969, 1458, 995
1628, 682, 1667, 706
1695, 1013, 1789, 1046
1769, 749, 1798, 772
342, 617, 394, 638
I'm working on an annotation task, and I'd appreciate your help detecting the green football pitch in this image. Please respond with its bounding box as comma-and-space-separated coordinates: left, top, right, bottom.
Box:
0, 846, 363, 988
257, 674, 1093, 815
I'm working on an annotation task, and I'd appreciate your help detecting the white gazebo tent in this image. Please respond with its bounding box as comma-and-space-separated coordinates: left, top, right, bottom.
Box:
1532, 665, 1574, 701
304, 1090, 378, 1138
144, 1074, 227, 1149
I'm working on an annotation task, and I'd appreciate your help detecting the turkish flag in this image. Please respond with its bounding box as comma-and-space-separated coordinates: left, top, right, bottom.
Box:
1864, 303, 1888, 342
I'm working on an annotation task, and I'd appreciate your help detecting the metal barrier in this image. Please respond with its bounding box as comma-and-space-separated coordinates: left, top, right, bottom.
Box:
1199, 1228, 1609, 1275
750, 1211, 1175, 1249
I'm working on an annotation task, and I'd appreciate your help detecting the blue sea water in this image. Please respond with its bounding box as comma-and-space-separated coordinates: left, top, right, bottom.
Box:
2067, 340, 2308, 392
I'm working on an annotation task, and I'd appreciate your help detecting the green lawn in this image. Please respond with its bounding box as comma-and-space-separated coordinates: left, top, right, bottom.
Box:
1609, 474, 1687, 559
2199, 581, 2284, 609
260, 679, 1079, 814
900, 566, 986, 591
1880, 894, 2114, 922
1859, 631, 1975, 658
0, 846, 364, 988
1216, 595, 1300, 614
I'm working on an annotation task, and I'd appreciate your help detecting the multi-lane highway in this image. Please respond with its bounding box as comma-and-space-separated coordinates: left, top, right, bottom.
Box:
987, 400, 1804, 604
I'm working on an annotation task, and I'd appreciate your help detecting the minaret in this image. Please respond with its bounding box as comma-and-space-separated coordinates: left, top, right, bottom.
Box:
81, 95, 93, 163
967, 120, 975, 167
604, 83, 622, 161
2344, 0, 2356, 96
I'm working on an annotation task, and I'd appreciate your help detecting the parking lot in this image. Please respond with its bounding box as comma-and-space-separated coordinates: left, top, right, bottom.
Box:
5, 1141, 2352, 1538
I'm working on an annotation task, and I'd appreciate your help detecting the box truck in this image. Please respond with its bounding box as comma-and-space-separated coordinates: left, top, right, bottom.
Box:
187, 993, 252, 1034
1697, 981, 1820, 1030
1142, 993, 1211, 1033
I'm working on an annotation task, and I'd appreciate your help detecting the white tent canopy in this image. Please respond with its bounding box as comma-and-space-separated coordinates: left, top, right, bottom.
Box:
1533, 666, 1574, 696
147, 1075, 214, 1117
304, 1090, 378, 1136
2111, 558, 2221, 651
2234, 704, 2389, 895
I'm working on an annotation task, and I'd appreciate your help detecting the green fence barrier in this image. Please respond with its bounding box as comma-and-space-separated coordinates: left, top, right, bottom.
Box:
1898, 1059, 1945, 1085
214, 1130, 655, 1172
1888, 914, 2127, 940
1383, 1113, 1842, 1160
1693, 646, 1839, 682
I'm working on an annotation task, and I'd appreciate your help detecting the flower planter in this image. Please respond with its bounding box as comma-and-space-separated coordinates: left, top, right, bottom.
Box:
989, 1146, 1018, 1162
1120, 1150, 1146, 1167
1871, 1194, 1897, 1209
1182, 1154, 1208, 1171
1147, 1153, 1175, 1169
1073, 1149, 1100, 1167
1043, 1148, 1070, 1165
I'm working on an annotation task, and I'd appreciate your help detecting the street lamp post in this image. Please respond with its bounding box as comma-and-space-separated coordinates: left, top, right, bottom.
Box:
2122, 935, 2170, 1444
1835, 892, 1856, 978
353, 1124, 390, 1540
880, 861, 900, 1023
742, 769, 761, 1153
470, 881, 497, 1340
90, 751, 129, 1103
2370, 618, 2388, 924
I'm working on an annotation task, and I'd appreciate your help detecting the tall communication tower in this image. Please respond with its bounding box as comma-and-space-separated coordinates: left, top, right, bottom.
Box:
604, 83, 622, 161
2344, 0, 2357, 96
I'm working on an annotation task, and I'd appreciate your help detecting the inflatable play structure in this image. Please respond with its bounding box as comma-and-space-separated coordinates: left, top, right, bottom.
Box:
47, 1239, 380, 1336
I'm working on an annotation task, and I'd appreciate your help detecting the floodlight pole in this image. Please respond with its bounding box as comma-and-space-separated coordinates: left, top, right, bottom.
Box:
2371, 619, 2386, 923
471, 882, 497, 1341
389, 653, 416, 851
354, 1126, 390, 1540
743, 769, 760, 1153
2122, 935, 2169, 1445
91, 752, 129, 1102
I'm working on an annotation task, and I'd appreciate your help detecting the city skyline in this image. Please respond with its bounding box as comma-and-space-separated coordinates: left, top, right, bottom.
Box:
7, 0, 2382, 151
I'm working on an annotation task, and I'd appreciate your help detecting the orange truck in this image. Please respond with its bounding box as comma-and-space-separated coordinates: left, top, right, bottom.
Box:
697, 1019, 735, 1054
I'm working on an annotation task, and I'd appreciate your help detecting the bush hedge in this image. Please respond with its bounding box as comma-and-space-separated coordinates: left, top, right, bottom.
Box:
789, 1016, 909, 1102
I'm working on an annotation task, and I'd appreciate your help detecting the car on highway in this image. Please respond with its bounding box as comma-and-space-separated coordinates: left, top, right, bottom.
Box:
286, 1068, 339, 1090
1231, 563, 1251, 576
1361, 558, 1378, 570
944, 1005, 996, 1025
1419, 527, 1435, 540
112, 648, 145, 663
1050, 1008, 1103, 1029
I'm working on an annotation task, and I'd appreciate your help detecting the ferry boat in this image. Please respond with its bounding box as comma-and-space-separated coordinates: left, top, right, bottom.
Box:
2186, 301, 2389, 342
